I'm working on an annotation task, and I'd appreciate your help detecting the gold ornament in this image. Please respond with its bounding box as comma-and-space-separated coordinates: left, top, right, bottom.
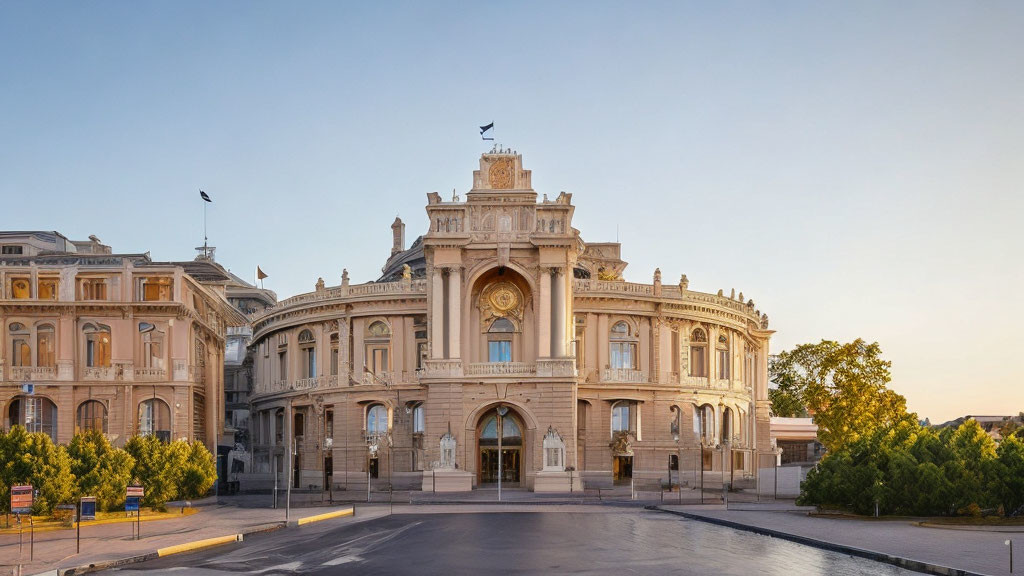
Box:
488, 158, 514, 189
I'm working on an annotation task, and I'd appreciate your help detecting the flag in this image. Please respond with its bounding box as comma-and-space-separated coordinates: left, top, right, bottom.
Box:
480, 122, 494, 140
257, 266, 268, 280
200, 190, 212, 202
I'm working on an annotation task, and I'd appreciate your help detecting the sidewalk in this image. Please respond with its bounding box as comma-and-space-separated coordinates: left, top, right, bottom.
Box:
0, 496, 369, 576
657, 504, 1017, 576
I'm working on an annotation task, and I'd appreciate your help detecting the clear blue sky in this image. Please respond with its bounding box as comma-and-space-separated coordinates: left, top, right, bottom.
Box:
2, 1, 1022, 423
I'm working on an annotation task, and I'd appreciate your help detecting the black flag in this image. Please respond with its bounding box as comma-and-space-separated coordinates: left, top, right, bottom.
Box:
480, 122, 494, 140
200, 190, 212, 202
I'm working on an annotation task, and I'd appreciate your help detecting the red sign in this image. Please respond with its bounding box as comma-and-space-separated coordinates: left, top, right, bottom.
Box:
11, 485, 33, 515
126, 485, 144, 497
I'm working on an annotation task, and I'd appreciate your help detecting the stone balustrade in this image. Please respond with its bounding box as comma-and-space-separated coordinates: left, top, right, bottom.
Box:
465, 362, 536, 376
293, 376, 320, 390
254, 279, 428, 320
134, 367, 167, 381
600, 368, 647, 383
536, 359, 577, 377
418, 360, 464, 378
9, 366, 57, 381
82, 366, 117, 381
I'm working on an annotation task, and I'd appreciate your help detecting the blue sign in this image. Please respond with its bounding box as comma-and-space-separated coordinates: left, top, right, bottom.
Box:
21, 383, 33, 395
80, 497, 97, 521
125, 496, 140, 513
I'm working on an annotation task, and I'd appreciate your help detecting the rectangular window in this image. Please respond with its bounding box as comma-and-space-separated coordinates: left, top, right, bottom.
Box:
690, 346, 707, 377
609, 342, 636, 369
488, 340, 512, 362
367, 346, 389, 373
38, 279, 58, 300
330, 346, 339, 376
1, 245, 24, 254
12, 338, 31, 366
326, 410, 334, 440
413, 405, 425, 434
278, 351, 287, 380
10, 278, 30, 299
718, 350, 730, 379
671, 331, 680, 373
141, 277, 173, 301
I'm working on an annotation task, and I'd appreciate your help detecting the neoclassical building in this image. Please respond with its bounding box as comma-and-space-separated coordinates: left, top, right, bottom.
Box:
246, 151, 773, 492
0, 232, 246, 454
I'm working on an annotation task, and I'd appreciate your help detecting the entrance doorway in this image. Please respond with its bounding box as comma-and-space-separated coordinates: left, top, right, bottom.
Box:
478, 408, 522, 485
613, 455, 633, 483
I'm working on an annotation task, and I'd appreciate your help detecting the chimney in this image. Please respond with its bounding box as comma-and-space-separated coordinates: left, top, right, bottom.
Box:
391, 217, 405, 255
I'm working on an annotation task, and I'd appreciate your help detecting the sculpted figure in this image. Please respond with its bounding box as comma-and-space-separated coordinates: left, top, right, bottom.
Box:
402, 263, 412, 280
679, 274, 689, 290
315, 277, 325, 291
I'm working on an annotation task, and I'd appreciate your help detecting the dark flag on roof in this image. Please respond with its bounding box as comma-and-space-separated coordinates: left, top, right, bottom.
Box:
257, 266, 268, 280
200, 190, 212, 202
480, 122, 494, 141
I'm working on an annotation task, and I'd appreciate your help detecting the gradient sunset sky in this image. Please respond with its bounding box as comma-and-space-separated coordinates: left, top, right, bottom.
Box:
2, 2, 1021, 423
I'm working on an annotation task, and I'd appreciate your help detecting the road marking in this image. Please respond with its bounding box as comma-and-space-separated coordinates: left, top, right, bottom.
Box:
323, 554, 364, 566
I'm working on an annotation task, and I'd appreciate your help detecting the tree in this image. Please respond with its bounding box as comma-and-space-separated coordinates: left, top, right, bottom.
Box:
178, 441, 217, 499
68, 430, 135, 511
770, 339, 913, 451
125, 435, 181, 508
0, 426, 75, 515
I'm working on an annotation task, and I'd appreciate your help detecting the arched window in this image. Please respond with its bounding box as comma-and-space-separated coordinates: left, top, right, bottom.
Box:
36, 324, 55, 367
9, 396, 58, 440
609, 321, 637, 370
487, 317, 515, 362
139, 322, 165, 369
366, 404, 389, 435
9, 322, 31, 367
479, 412, 522, 444
299, 329, 316, 378
611, 400, 639, 436
694, 404, 715, 444
365, 321, 391, 374
77, 400, 107, 433
721, 407, 734, 444
139, 398, 171, 442
717, 333, 730, 379
83, 323, 111, 367
689, 328, 707, 377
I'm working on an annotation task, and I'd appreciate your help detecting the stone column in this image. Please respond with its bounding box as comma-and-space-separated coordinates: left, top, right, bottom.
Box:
447, 267, 461, 359
538, 269, 551, 358
551, 268, 566, 358
430, 269, 444, 359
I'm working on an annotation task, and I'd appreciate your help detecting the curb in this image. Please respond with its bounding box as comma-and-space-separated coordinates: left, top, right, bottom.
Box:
292, 506, 355, 526
651, 507, 987, 576
156, 533, 243, 557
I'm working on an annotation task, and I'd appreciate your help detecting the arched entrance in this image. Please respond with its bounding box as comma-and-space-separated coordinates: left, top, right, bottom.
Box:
477, 407, 522, 485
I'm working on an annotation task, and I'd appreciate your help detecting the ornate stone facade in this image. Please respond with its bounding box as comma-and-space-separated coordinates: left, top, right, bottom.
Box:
246, 152, 773, 493
0, 234, 247, 454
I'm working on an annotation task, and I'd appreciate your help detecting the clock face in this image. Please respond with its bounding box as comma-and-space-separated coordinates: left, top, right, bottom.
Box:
488, 159, 514, 189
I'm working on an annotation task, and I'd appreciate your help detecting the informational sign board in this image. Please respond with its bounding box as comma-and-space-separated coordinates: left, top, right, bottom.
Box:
126, 485, 144, 498
21, 382, 34, 395
125, 496, 140, 512
11, 485, 33, 515
80, 496, 97, 521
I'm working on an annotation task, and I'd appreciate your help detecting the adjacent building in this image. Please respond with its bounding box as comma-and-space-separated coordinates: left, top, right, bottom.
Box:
243, 151, 774, 493
0, 231, 247, 454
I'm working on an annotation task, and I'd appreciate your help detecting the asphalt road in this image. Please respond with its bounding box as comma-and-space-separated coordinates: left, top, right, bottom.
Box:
112, 509, 922, 575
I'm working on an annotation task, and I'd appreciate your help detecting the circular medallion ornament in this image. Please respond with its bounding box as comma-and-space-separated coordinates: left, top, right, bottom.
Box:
489, 284, 519, 314
488, 158, 514, 189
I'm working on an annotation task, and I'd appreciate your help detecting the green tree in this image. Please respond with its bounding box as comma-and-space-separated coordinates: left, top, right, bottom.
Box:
177, 441, 217, 500
770, 339, 913, 451
125, 435, 181, 508
993, 435, 1024, 516
67, 430, 135, 511
0, 427, 75, 514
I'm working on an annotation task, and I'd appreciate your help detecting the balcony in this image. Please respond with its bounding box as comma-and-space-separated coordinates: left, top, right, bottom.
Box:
134, 367, 167, 381
82, 366, 117, 381
9, 366, 56, 381
600, 368, 647, 383
417, 360, 464, 379
293, 376, 320, 391
465, 362, 536, 376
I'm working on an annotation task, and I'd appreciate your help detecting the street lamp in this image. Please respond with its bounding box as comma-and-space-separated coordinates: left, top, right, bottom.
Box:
497, 405, 508, 501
